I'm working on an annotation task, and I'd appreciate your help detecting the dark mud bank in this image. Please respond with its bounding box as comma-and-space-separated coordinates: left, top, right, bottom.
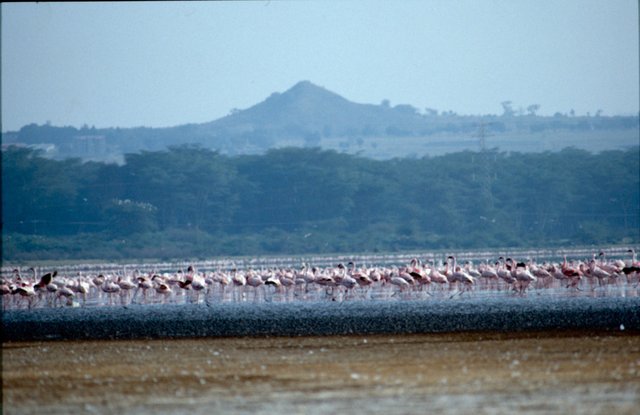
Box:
3, 296, 639, 341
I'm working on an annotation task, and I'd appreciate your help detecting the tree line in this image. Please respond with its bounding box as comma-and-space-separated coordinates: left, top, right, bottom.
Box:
2, 145, 638, 261
8, 111, 638, 164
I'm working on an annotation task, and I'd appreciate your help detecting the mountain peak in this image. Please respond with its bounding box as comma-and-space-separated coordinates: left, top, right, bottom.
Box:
290, 80, 317, 90
211, 80, 426, 137
231, 80, 350, 120
279, 80, 344, 101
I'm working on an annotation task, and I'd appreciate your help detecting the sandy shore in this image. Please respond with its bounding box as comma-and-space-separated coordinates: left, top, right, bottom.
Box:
3, 330, 639, 414
4, 290, 639, 413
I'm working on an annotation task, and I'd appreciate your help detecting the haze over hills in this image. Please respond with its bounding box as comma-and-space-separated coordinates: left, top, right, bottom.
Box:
3, 80, 639, 163
207, 80, 431, 137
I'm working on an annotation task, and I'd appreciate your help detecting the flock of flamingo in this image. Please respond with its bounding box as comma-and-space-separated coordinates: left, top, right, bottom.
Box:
2, 250, 640, 310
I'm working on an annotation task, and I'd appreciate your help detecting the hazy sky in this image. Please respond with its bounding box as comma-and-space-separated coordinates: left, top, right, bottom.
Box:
2, 1, 638, 131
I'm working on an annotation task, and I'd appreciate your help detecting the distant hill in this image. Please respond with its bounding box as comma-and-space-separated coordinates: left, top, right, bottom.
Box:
3, 80, 638, 162
204, 80, 431, 137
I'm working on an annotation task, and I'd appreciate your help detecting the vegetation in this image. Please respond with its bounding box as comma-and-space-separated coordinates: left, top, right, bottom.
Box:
3, 145, 638, 261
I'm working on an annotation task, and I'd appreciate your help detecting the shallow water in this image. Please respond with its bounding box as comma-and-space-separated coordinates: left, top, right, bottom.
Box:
3, 331, 639, 414
4, 246, 638, 311
4, 275, 638, 312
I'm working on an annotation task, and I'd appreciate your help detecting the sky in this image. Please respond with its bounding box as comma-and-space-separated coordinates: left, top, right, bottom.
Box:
2, 0, 639, 132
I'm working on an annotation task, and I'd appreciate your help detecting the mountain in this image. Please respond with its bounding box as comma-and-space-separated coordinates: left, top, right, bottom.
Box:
204, 80, 426, 138
3, 81, 639, 162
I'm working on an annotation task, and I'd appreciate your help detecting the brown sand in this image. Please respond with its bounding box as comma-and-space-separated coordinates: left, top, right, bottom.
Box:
3, 330, 640, 414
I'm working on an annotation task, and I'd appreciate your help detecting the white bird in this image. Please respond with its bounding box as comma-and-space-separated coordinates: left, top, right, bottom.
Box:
390, 274, 411, 293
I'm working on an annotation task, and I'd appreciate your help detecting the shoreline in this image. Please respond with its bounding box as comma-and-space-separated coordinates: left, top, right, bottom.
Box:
4, 295, 639, 341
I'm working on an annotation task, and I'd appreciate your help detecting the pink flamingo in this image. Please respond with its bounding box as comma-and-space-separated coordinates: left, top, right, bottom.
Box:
447, 256, 475, 296
427, 261, 449, 288
508, 259, 536, 294
101, 280, 121, 305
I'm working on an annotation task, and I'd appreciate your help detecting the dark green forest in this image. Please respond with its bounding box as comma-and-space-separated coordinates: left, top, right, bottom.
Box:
2, 145, 639, 261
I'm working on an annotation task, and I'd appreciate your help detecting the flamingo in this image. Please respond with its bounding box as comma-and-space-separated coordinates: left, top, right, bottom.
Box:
33, 269, 57, 291
497, 257, 517, 289
71, 279, 92, 306
231, 268, 247, 301
479, 261, 500, 290
428, 262, 449, 287
279, 271, 296, 300
101, 280, 121, 305
154, 281, 172, 303
509, 259, 536, 294
354, 272, 374, 296
398, 269, 416, 287
596, 252, 622, 274
300, 264, 317, 294
246, 269, 264, 301
176, 278, 192, 301
246, 269, 264, 288
368, 267, 383, 284
231, 268, 246, 287
31, 269, 58, 306
530, 262, 552, 288
56, 285, 75, 307
621, 249, 640, 284
190, 274, 207, 304
264, 273, 282, 289
1, 280, 12, 309
339, 273, 357, 300
447, 256, 475, 294
348, 262, 373, 291
212, 270, 232, 301
561, 256, 583, 290
7, 249, 639, 308
314, 273, 337, 298
406, 260, 431, 292
12, 282, 36, 309
117, 276, 136, 305
132, 275, 153, 304
464, 261, 482, 280
588, 260, 612, 287
390, 272, 411, 296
